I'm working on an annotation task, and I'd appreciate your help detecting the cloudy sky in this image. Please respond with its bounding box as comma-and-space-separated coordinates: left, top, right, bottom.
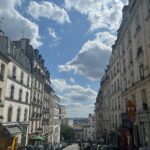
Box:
0, 0, 127, 118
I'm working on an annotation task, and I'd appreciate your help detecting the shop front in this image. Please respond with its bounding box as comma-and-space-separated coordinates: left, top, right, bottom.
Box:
0, 123, 22, 150
20, 123, 29, 146
121, 113, 134, 150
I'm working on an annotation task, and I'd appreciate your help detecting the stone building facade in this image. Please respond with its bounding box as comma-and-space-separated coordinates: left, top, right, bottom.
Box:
95, 0, 150, 147
0, 32, 32, 147
0, 31, 61, 149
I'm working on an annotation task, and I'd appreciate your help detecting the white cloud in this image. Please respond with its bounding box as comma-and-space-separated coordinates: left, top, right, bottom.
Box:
0, 0, 42, 48
28, 1, 70, 24
47, 27, 61, 47
48, 28, 58, 40
58, 32, 116, 80
64, 0, 125, 31
69, 77, 75, 83
51, 78, 97, 117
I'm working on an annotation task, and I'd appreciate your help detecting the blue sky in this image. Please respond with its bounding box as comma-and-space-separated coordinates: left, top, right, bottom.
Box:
0, 0, 127, 118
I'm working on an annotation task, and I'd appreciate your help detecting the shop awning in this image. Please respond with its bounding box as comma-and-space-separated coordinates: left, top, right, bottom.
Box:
31, 135, 45, 140
6, 126, 22, 135
0, 123, 22, 136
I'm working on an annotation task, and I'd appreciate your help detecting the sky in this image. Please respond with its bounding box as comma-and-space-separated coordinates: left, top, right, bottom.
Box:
0, 0, 128, 118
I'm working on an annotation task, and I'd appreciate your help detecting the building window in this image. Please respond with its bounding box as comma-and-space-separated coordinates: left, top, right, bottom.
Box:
27, 76, 30, 87
34, 80, 37, 88
20, 72, 24, 83
142, 90, 147, 103
139, 64, 144, 80
12, 66, 16, 79
123, 59, 126, 72
128, 30, 131, 42
131, 71, 134, 85
117, 62, 119, 72
38, 82, 40, 89
118, 96, 120, 109
7, 106, 13, 122
117, 79, 120, 90
135, 15, 140, 29
24, 109, 28, 121
129, 50, 133, 63
17, 107, 21, 121
19, 89, 23, 101
0, 88, 2, 101
124, 78, 127, 91
10, 85, 14, 99
31, 121, 33, 132
142, 90, 148, 110
137, 46, 143, 57
0, 63, 5, 81
26, 92, 29, 103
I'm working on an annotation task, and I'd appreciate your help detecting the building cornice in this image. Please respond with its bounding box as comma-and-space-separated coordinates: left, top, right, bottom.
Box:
8, 76, 31, 90
5, 97, 30, 106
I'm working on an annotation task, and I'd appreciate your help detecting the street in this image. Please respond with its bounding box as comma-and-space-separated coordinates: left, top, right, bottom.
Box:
63, 144, 79, 150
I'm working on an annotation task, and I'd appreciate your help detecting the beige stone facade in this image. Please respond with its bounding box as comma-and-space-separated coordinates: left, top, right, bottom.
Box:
0, 53, 8, 121
95, 0, 150, 147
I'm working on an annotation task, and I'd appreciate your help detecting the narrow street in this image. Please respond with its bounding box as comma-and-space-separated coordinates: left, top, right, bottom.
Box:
63, 144, 79, 150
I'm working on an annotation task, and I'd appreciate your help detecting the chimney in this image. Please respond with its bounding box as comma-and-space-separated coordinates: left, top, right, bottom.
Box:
20, 38, 30, 50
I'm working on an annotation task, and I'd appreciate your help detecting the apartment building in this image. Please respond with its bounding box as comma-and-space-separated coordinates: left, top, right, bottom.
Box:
0, 31, 60, 149
53, 95, 60, 143
95, 0, 150, 147
118, 0, 150, 147
0, 40, 9, 122
0, 32, 32, 147
42, 70, 54, 143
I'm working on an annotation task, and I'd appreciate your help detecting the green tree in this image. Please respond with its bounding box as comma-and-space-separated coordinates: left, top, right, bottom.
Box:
60, 124, 75, 141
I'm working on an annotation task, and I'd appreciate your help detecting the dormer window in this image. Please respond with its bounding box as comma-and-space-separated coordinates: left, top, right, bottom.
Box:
12, 66, 16, 79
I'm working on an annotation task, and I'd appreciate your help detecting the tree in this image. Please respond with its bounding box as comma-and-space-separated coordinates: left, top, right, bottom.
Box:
60, 124, 75, 142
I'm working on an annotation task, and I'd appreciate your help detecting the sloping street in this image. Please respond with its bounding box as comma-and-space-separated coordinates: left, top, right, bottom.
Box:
63, 144, 79, 150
